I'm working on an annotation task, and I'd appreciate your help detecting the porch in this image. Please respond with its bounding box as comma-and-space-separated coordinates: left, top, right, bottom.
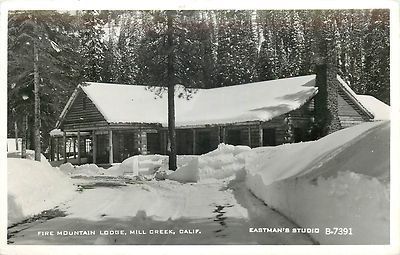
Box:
49, 121, 286, 166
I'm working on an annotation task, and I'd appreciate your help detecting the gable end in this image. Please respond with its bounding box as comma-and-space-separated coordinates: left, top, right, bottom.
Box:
58, 88, 108, 130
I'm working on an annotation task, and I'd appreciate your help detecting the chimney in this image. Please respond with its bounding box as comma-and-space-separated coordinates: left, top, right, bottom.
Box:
314, 38, 341, 137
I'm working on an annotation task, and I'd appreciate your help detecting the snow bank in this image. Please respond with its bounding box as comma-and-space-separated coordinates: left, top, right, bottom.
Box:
167, 157, 199, 183
245, 121, 390, 244
110, 154, 168, 177
8, 150, 49, 165
7, 138, 22, 152
59, 163, 107, 177
167, 144, 251, 183
8, 158, 76, 225
246, 121, 386, 186
59, 154, 197, 179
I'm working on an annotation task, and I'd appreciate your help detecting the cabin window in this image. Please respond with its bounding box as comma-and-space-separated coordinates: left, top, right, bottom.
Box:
263, 128, 276, 146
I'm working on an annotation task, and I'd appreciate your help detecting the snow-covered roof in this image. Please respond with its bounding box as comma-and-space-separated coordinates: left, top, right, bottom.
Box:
356, 95, 390, 120
77, 75, 317, 127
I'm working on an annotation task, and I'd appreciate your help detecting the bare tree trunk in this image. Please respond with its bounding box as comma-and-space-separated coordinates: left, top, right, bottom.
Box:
167, 11, 177, 171
14, 120, 19, 151
21, 115, 27, 159
33, 38, 41, 161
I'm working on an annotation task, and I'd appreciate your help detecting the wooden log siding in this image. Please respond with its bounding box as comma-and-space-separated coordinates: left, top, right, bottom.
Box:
61, 90, 108, 131
92, 131, 97, 164
247, 101, 314, 147
337, 89, 370, 129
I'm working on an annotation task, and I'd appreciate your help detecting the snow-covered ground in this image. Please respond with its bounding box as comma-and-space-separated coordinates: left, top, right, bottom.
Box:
7, 121, 390, 245
8, 178, 314, 245
7, 151, 76, 226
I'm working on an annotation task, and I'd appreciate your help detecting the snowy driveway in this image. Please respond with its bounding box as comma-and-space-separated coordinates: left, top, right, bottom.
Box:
8, 177, 314, 245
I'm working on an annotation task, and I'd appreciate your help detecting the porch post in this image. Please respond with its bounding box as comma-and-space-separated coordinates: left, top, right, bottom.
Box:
73, 137, 76, 159
77, 130, 81, 165
192, 129, 196, 155
217, 127, 221, 144
56, 137, 60, 161
50, 137, 54, 161
221, 127, 226, 143
63, 131, 67, 163
92, 131, 97, 164
259, 123, 263, 147
248, 127, 252, 147
109, 129, 113, 164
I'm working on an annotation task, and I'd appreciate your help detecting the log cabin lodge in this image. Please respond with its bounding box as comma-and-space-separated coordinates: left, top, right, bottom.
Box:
49, 65, 387, 166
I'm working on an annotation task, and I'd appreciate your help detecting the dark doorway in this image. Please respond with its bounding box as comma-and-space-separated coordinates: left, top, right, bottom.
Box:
226, 129, 242, 146
176, 130, 193, 155
197, 131, 212, 155
96, 134, 109, 164
294, 128, 307, 143
147, 132, 161, 154
112, 131, 137, 163
263, 128, 276, 146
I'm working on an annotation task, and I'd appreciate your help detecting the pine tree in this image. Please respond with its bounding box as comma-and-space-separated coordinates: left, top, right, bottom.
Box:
137, 10, 208, 170
215, 10, 257, 87
363, 9, 390, 104
78, 10, 107, 82
114, 11, 143, 84
8, 11, 82, 159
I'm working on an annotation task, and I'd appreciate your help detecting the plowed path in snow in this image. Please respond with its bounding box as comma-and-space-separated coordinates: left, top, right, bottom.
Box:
8, 178, 314, 244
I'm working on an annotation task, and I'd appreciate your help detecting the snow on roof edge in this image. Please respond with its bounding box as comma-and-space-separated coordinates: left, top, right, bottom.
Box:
336, 75, 374, 119
356, 95, 390, 120
84, 74, 316, 92
55, 85, 82, 128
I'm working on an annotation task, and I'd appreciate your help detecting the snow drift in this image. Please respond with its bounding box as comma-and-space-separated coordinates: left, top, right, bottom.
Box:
8, 150, 49, 164
8, 154, 76, 226
59, 154, 197, 178
167, 144, 251, 183
245, 121, 390, 244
